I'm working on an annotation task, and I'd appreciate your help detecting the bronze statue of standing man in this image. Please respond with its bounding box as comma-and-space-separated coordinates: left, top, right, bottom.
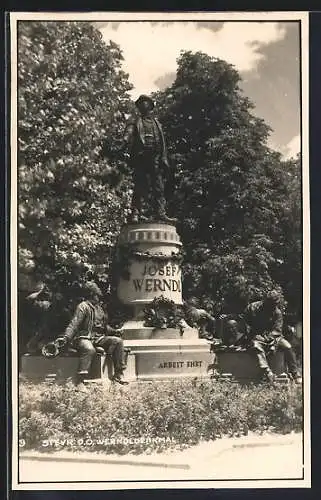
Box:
123, 95, 176, 224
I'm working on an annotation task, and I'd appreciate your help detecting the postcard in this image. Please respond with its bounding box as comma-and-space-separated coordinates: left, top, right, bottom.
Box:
9, 10, 310, 490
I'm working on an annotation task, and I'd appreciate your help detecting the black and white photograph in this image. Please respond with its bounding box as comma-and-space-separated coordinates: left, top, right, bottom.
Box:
10, 11, 310, 490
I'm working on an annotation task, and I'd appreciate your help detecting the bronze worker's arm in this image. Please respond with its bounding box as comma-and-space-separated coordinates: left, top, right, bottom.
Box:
63, 303, 87, 342
102, 308, 122, 337
105, 324, 122, 336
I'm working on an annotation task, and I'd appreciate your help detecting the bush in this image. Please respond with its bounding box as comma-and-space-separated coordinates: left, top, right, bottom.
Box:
19, 379, 302, 455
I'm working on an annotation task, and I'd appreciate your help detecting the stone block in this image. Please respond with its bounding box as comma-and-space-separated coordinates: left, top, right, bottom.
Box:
20, 354, 121, 382
20, 354, 79, 381
215, 350, 286, 381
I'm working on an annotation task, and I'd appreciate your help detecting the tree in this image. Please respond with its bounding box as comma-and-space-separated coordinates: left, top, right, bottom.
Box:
271, 155, 302, 322
154, 51, 302, 316
18, 21, 133, 333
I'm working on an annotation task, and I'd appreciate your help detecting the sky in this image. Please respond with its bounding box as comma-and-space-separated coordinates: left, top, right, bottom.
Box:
98, 21, 301, 159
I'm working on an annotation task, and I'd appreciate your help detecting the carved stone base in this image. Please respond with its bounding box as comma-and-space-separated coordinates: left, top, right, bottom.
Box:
20, 335, 214, 382
123, 337, 214, 380
20, 348, 286, 383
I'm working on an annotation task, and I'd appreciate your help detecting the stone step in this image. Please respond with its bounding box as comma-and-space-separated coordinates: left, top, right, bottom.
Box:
124, 338, 211, 349
121, 325, 199, 340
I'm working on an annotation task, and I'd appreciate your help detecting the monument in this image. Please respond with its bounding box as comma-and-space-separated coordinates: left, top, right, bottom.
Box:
20, 94, 288, 384
115, 222, 214, 380
114, 94, 214, 380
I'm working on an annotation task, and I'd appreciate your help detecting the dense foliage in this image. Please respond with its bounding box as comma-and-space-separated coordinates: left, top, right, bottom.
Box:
154, 51, 302, 317
17, 26, 302, 342
18, 21, 133, 318
19, 378, 302, 454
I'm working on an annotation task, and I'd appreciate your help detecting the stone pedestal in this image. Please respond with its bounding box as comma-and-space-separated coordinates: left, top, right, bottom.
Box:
116, 222, 214, 380
125, 338, 213, 380
117, 223, 183, 313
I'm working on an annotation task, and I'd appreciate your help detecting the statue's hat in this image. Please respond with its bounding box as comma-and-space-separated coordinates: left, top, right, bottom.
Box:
135, 94, 155, 110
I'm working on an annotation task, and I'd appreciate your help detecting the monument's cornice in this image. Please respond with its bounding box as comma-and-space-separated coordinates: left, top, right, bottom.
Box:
119, 222, 182, 247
